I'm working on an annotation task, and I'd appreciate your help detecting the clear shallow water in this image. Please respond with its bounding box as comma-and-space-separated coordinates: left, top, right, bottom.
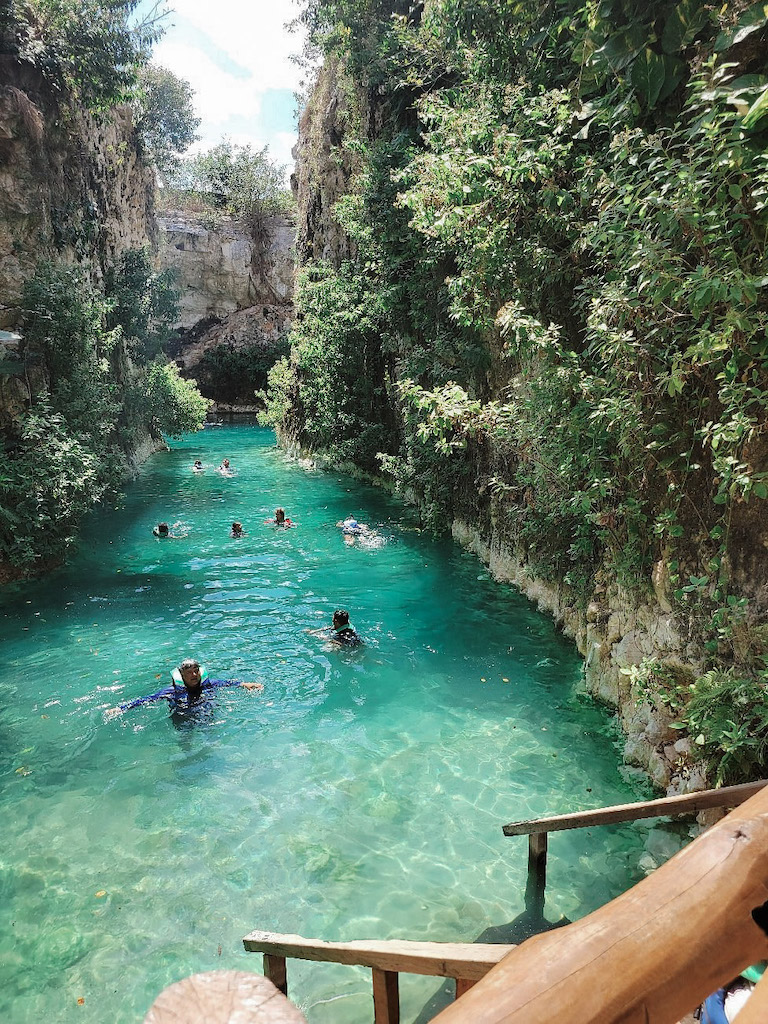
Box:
1, 425, 670, 1022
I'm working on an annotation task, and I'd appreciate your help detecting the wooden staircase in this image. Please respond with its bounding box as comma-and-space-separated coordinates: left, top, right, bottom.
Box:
145, 781, 768, 1023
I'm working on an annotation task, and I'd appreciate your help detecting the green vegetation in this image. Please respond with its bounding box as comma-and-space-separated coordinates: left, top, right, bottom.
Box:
165, 141, 294, 225
133, 63, 200, 176
196, 338, 291, 406
265, 0, 768, 782
0, 257, 208, 572
0, 0, 164, 110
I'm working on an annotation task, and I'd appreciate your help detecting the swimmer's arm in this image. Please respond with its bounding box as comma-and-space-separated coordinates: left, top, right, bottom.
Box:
206, 678, 264, 692
108, 686, 176, 715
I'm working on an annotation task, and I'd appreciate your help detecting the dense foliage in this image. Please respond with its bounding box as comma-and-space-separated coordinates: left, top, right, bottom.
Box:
165, 141, 294, 223
133, 63, 200, 175
267, 0, 768, 782
0, 0, 164, 109
0, 257, 208, 572
195, 338, 291, 406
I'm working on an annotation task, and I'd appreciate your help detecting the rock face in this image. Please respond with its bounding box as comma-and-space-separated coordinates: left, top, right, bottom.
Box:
291, 55, 361, 266
0, 56, 155, 331
157, 210, 296, 394
157, 211, 295, 328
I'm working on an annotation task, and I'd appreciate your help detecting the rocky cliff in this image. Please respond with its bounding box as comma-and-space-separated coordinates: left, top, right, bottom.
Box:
0, 56, 155, 331
157, 210, 295, 405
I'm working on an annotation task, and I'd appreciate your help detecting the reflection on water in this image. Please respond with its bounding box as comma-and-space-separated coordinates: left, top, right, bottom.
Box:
0, 425, 680, 1023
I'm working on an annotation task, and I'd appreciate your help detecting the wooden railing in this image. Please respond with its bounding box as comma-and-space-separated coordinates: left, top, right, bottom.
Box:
241, 932, 515, 1023
503, 779, 767, 917
243, 786, 768, 1023
431, 783, 768, 1023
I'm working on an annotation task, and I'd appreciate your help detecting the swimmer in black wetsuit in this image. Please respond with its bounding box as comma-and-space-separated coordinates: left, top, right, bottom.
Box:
106, 658, 263, 717
307, 609, 362, 647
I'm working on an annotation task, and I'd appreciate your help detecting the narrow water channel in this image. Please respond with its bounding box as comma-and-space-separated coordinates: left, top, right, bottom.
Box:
2, 425, 673, 1022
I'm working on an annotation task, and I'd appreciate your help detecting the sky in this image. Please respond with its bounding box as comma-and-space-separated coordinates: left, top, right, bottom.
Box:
137, 0, 309, 178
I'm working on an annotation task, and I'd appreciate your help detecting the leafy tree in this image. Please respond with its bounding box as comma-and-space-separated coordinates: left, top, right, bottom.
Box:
167, 140, 294, 221
105, 245, 179, 360
1, 257, 207, 571
2, 0, 165, 110
137, 361, 210, 437
133, 63, 200, 176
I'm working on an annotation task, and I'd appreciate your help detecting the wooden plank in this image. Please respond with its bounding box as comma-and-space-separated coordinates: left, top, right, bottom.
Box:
372, 968, 399, 1024
243, 933, 514, 980
502, 780, 767, 836
264, 953, 288, 995
143, 969, 307, 1023
432, 785, 768, 1024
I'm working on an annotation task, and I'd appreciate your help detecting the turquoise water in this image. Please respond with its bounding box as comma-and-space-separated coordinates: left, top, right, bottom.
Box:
1, 425, 665, 1022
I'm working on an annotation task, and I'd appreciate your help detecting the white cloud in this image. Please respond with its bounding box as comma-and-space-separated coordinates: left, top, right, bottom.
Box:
152, 41, 265, 127
150, 1, 307, 175
166, 0, 305, 92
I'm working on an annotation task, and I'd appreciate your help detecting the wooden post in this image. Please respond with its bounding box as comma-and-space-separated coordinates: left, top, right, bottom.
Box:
372, 967, 399, 1024
525, 831, 547, 919
455, 977, 476, 999
264, 953, 288, 995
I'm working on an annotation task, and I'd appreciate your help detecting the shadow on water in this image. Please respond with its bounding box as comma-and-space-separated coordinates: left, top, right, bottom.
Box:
412, 907, 571, 1024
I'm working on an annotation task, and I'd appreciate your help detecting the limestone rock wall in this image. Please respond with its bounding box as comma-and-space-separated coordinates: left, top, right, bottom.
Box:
0, 56, 155, 331
292, 55, 362, 267
157, 211, 295, 399
157, 211, 295, 329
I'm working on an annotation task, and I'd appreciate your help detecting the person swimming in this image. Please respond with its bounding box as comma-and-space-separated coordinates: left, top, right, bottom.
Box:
338, 517, 369, 536
153, 522, 170, 537
307, 609, 362, 647
106, 658, 263, 717
231, 521, 245, 537
192, 460, 204, 472
218, 458, 234, 475
266, 507, 294, 527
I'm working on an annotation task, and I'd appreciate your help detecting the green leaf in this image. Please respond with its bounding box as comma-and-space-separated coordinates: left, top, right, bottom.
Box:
631, 50, 668, 109
715, 3, 768, 51
743, 85, 768, 128
662, 0, 710, 54
592, 26, 647, 74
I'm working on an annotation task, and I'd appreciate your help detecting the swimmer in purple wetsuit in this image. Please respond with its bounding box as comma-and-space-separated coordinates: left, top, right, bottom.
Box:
106, 658, 262, 717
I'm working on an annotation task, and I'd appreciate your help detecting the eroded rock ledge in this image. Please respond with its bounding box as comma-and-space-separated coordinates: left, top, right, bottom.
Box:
452, 520, 707, 796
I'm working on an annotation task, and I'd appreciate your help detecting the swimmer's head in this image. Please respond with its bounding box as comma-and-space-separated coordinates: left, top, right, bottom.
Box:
232, 521, 243, 534
333, 609, 350, 628
178, 658, 202, 687
222, 458, 230, 467
156, 522, 169, 536
275, 508, 285, 523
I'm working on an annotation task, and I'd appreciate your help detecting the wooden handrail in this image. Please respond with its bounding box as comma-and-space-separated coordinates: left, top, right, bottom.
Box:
504, 780, 768, 917
431, 785, 768, 1023
242, 931, 514, 979
242, 932, 515, 1022
502, 779, 767, 835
